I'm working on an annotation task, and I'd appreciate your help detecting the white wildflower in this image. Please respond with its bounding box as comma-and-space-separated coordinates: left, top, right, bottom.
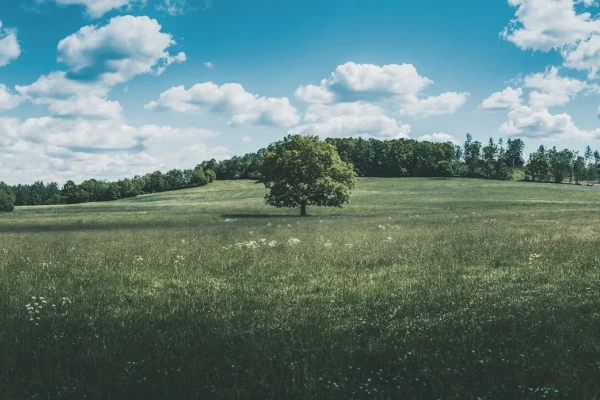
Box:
287, 238, 301, 246
268, 240, 278, 247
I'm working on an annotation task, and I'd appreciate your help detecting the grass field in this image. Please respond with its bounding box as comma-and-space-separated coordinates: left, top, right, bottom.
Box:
2, 178, 600, 399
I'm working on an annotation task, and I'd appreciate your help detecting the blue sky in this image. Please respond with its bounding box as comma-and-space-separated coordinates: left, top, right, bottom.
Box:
1, 0, 600, 184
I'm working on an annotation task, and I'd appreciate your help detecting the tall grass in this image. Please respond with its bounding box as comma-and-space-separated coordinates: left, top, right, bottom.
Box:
1, 178, 600, 399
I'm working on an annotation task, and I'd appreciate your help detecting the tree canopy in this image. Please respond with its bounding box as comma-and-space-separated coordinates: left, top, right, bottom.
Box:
260, 135, 357, 216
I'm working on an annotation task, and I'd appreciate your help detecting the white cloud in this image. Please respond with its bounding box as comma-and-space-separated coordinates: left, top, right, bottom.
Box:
295, 62, 434, 104
482, 66, 600, 140
157, 0, 188, 15
481, 87, 523, 110
523, 66, 593, 108
501, 0, 600, 51
295, 62, 469, 118
0, 116, 219, 152
41, 0, 145, 18
327, 62, 433, 97
146, 82, 300, 127
16, 16, 183, 120
290, 102, 411, 139
57, 15, 184, 85
17, 71, 120, 120
502, 0, 600, 78
499, 105, 598, 139
0, 21, 21, 67
204, 61, 214, 69
399, 92, 470, 118
0, 84, 23, 111
47, 96, 124, 120
562, 34, 600, 78
295, 84, 335, 104
242, 136, 251, 143
0, 116, 227, 184
417, 133, 460, 145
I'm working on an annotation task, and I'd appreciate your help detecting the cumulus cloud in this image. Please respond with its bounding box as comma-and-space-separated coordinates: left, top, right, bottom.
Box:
16, 16, 184, 120
0, 21, 21, 67
523, 66, 595, 108
417, 133, 460, 145
57, 16, 184, 84
146, 82, 300, 127
290, 102, 411, 139
502, 0, 600, 78
501, 0, 600, 51
481, 87, 523, 110
499, 105, 598, 139
295, 84, 335, 104
295, 62, 469, 117
40, 0, 145, 18
0, 117, 218, 152
399, 92, 470, 118
483, 67, 600, 140
0, 116, 227, 184
0, 84, 23, 111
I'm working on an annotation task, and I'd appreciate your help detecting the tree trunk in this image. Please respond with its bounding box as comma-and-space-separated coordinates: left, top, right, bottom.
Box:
300, 202, 307, 217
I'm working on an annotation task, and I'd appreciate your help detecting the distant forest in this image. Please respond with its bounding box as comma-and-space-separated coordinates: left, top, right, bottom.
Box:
1, 134, 598, 208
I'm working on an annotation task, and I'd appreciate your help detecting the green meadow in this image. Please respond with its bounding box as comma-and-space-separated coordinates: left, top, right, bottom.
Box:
1, 178, 600, 399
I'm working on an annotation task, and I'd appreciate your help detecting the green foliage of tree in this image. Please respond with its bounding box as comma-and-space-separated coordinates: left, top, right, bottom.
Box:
436, 161, 454, 179
205, 169, 216, 183
260, 135, 357, 216
191, 166, 209, 187
0, 187, 15, 212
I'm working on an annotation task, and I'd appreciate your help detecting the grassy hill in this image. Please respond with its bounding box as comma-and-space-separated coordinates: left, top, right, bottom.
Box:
2, 178, 600, 399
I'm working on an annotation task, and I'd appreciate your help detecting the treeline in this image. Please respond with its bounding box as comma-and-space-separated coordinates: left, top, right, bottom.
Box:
456, 134, 600, 184
0, 164, 216, 209
2, 133, 600, 213
456, 135, 526, 180
210, 138, 457, 180
525, 145, 600, 184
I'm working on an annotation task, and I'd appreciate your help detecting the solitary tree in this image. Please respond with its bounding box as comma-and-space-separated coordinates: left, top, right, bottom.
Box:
260, 135, 357, 216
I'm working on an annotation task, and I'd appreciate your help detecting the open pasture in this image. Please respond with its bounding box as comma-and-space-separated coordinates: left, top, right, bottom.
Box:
1, 178, 600, 399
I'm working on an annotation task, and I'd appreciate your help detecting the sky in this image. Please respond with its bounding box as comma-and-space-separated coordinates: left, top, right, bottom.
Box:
2, 0, 600, 184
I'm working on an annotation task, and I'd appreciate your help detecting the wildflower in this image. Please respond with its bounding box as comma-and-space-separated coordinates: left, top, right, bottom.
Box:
267, 223, 272, 227
378, 225, 386, 230
345, 243, 354, 248
385, 237, 392, 242
528, 254, 541, 265
319, 220, 324, 223
223, 218, 237, 222
287, 224, 292, 227
324, 241, 333, 248
287, 238, 301, 246
268, 240, 277, 247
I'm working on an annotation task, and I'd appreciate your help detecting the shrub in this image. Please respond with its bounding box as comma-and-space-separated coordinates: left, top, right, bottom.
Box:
191, 168, 209, 187
205, 169, 216, 183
